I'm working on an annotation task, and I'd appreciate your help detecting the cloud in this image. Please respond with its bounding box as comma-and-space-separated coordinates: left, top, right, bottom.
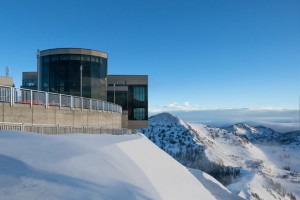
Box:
149, 102, 204, 113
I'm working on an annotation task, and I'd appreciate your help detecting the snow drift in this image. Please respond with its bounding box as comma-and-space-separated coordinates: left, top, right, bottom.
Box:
0, 130, 225, 200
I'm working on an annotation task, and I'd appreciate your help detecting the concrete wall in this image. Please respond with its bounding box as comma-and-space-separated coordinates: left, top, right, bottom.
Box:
0, 103, 121, 128
128, 120, 148, 130
122, 111, 129, 129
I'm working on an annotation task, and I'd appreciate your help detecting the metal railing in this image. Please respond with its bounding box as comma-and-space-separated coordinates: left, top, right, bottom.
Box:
0, 122, 131, 135
0, 85, 122, 113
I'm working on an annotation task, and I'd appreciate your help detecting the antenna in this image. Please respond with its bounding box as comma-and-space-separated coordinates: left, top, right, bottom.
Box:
5, 66, 9, 77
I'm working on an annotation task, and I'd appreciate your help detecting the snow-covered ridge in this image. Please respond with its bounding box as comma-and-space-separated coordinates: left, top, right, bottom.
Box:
149, 112, 190, 128
225, 123, 300, 144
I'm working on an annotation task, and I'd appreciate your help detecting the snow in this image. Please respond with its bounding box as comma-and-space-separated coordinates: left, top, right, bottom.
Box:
188, 123, 300, 200
189, 168, 244, 200
0, 130, 220, 200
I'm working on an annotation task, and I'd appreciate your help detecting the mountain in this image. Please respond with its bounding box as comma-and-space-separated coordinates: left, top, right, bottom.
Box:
0, 130, 238, 200
225, 123, 279, 143
140, 113, 300, 200
141, 113, 243, 185
225, 123, 300, 145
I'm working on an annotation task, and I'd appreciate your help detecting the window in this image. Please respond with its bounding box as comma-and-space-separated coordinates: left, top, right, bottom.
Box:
42, 56, 49, 63
51, 55, 59, 61
70, 54, 81, 60
128, 85, 148, 120
91, 56, 100, 63
107, 91, 128, 110
81, 55, 91, 61
134, 108, 145, 120
133, 86, 145, 101
60, 55, 70, 60
25, 82, 35, 87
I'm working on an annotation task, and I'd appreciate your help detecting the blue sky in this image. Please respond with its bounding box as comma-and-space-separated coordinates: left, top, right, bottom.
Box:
0, 0, 299, 115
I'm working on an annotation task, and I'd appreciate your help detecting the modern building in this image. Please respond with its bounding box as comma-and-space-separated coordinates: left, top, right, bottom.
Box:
38, 48, 107, 100
21, 72, 37, 90
107, 75, 148, 129
30, 48, 148, 129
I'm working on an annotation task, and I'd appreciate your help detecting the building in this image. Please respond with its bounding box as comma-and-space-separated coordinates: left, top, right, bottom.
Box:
38, 48, 107, 100
0, 76, 13, 87
0, 76, 14, 102
31, 48, 148, 129
107, 75, 148, 129
21, 72, 37, 90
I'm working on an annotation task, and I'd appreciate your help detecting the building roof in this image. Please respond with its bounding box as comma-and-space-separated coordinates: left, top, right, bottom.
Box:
39, 48, 108, 58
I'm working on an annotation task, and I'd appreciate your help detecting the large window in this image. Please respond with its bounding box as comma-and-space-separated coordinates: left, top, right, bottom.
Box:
134, 108, 146, 120
128, 85, 148, 120
133, 86, 145, 101
39, 54, 107, 100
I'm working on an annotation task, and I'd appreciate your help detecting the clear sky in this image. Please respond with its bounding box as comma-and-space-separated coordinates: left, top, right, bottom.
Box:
1, 0, 299, 112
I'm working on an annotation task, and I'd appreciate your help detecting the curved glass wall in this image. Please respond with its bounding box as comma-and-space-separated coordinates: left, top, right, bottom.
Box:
39, 54, 107, 100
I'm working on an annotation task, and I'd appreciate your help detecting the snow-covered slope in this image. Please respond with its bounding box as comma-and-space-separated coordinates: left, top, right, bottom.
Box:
225, 123, 280, 143
0, 130, 231, 200
225, 123, 300, 145
140, 113, 300, 200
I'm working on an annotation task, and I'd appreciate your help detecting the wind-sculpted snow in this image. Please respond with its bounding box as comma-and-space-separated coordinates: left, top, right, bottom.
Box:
141, 113, 300, 200
0, 131, 222, 200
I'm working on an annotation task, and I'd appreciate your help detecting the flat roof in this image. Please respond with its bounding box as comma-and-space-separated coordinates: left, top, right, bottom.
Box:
39, 48, 108, 58
107, 75, 148, 85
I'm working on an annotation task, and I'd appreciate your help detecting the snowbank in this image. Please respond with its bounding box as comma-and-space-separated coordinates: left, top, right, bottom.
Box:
0, 131, 218, 200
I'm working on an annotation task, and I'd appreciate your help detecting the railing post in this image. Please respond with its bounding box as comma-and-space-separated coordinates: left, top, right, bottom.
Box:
10, 87, 13, 106
71, 96, 73, 110
102, 101, 105, 111
59, 94, 61, 109
45, 92, 48, 108
97, 100, 99, 110
90, 99, 92, 111
57, 125, 59, 134
81, 97, 83, 110
30, 90, 33, 107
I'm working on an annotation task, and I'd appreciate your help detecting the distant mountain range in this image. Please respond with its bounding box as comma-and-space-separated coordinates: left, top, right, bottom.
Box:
225, 123, 300, 145
140, 112, 300, 200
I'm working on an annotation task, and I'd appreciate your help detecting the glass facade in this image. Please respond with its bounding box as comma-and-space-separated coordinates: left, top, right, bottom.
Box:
107, 84, 148, 121
39, 54, 107, 100
22, 72, 38, 90
128, 85, 148, 120
107, 91, 128, 110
